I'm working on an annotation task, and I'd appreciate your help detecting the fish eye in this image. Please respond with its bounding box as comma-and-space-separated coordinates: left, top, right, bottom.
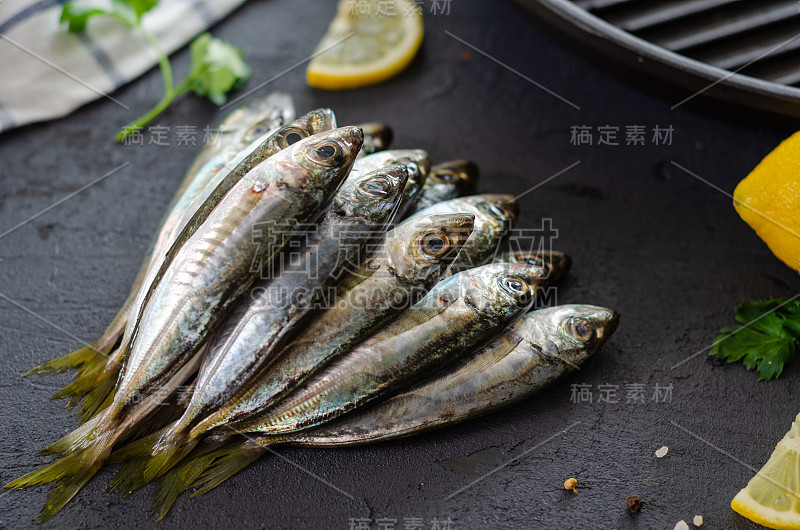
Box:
567, 317, 595, 343
498, 276, 530, 303
420, 231, 451, 257
276, 127, 308, 149
307, 141, 343, 165
434, 170, 457, 182
359, 176, 393, 197
480, 201, 508, 220
525, 257, 544, 267
317, 145, 337, 158
244, 123, 268, 142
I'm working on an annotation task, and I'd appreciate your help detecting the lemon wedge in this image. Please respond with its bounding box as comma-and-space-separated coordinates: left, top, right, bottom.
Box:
734, 131, 800, 272
306, 0, 424, 90
732, 413, 800, 529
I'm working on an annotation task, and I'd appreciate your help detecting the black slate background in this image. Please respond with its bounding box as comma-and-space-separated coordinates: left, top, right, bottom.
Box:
0, 1, 797, 528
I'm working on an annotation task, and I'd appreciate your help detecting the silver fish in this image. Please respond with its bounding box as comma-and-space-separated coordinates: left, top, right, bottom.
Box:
139, 164, 410, 479
171, 305, 618, 504
49, 109, 337, 424
228, 262, 546, 437
25, 94, 296, 416
291, 305, 619, 445
186, 212, 476, 440
5, 126, 363, 523
403, 159, 479, 216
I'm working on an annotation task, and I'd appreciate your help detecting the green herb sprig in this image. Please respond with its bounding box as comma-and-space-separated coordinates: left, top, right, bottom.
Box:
711, 298, 800, 380
60, 0, 251, 142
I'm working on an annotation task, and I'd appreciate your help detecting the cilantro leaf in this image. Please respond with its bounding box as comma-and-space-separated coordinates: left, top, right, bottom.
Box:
186, 33, 252, 106
60, 3, 107, 33
710, 298, 800, 380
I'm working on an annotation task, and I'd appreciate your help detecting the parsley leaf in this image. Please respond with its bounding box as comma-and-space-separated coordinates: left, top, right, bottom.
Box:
185, 33, 251, 106
59, 1, 251, 141
59, 4, 107, 33
710, 298, 800, 380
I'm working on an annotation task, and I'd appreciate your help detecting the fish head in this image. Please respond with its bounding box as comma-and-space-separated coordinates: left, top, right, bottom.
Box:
387, 213, 475, 286
356, 122, 393, 156
459, 262, 545, 318
428, 159, 479, 194
498, 250, 571, 285
390, 150, 431, 211
234, 93, 296, 146
274, 126, 364, 192
474, 194, 519, 227
331, 164, 409, 224
408, 195, 516, 270
522, 305, 619, 366
355, 149, 431, 211
259, 108, 338, 155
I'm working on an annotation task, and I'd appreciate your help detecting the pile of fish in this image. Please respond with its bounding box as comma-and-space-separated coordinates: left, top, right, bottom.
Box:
6, 94, 619, 522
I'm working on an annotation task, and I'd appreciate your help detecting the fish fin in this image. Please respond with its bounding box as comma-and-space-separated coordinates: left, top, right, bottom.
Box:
6, 429, 113, 523
38, 412, 105, 456
152, 446, 223, 520
190, 443, 265, 497
51, 341, 125, 404
108, 428, 168, 465
107, 426, 198, 496
142, 431, 197, 483
76, 374, 117, 424
24, 344, 106, 377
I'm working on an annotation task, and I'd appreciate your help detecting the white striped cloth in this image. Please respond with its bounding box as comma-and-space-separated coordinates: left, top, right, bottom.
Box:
0, 0, 247, 133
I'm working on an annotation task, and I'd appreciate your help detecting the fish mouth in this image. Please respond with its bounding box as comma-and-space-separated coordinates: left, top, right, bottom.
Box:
594, 309, 620, 341
380, 164, 410, 189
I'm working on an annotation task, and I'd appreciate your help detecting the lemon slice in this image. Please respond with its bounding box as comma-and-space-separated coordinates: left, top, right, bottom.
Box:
732, 413, 800, 529
306, 0, 424, 90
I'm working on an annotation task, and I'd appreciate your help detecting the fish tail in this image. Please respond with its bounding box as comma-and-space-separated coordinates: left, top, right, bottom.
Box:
75, 373, 117, 424
106, 424, 198, 497
6, 426, 115, 523
50, 344, 124, 408
142, 427, 197, 483
190, 441, 266, 497
152, 441, 249, 520
25, 344, 107, 378
108, 427, 169, 466
107, 432, 165, 496
37, 412, 106, 456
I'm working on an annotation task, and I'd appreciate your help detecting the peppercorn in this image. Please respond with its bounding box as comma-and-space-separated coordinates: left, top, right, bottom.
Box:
626, 495, 644, 513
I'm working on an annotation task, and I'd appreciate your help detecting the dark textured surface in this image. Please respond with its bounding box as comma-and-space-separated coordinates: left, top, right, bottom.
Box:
0, 1, 796, 528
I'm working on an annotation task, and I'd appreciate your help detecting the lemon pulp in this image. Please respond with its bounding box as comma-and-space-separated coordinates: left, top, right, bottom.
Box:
306, 0, 424, 90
